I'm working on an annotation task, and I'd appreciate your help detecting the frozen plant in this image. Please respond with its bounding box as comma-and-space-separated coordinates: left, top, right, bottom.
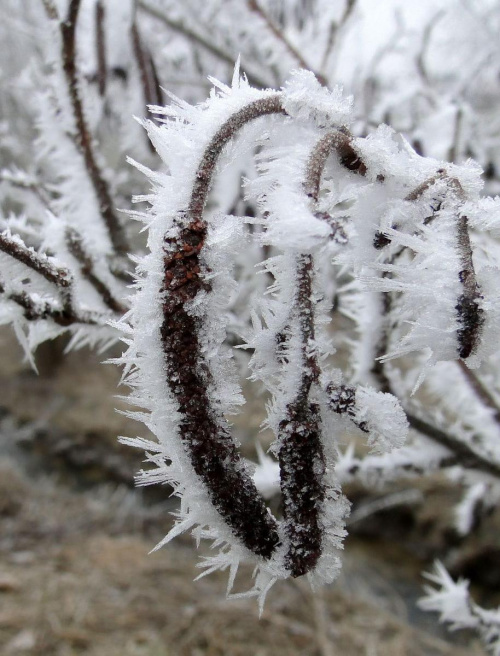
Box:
113, 66, 500, 622
2, 0, 500, 648
420, 562, 500, 655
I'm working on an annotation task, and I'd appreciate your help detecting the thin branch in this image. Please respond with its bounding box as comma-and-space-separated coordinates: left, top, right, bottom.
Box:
458, 360, 500, 427
405, 412, 500, 479
58, 0, 129, 255
0, 231, 71, 289
137, 0, 271, 89
320, 0, 357, 73
0, 169, 53, 209
246, 0, 327, 86
41, 0, 58, 20
0, 279, 100, 327
65, 228, 128, 314
95, 0, 107, 97
303, 129, 366, 202
189, 95, 285, 221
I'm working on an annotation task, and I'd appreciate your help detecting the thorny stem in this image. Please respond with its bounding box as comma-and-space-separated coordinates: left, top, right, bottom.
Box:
137, 0, 271, 89
247, 0, 328, 86
53, 0, 130, 256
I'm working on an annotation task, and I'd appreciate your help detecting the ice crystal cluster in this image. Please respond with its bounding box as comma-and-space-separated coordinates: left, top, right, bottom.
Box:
107, 69, 498, 608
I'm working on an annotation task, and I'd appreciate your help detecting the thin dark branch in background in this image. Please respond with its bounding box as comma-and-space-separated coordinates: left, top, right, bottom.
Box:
95, 0, 107, 97
0, 279, 102, 327
41, 0, 58, 20
405, 412, 500, 479
43, 0, 130, 256
416, 10, 445, 86
0, 231, 71, 290
131, 18, 164, 143
246, 0, 327, 86
0, 170, 53, 210
458, 360, 500, 427
65, 228, 128, 314
137, 0, 271, 89
320, 0, 357, 73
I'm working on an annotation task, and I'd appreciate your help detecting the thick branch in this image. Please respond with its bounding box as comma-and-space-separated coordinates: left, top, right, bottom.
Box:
278, 254, 324, 577
160, 97, 288, 561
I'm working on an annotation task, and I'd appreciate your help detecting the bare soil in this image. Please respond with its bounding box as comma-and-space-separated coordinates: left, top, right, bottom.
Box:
0, 329, 495, 655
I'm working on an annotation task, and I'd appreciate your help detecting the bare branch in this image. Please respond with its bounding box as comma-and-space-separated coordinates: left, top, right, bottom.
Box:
246, 0, 327, 86
0, 231, 71, 289
60, 0, 129, 255
65, 228, 128, 314
405, 412, 500, 479
137, 0, 271, 89
457, 360, 500, 427
320, 0, 357, 73
95, 0, 107, 97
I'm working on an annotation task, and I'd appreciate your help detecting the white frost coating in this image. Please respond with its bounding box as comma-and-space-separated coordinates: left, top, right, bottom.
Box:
354, 386, 409, 453
419, 562, 500, 655
282, 69, 352, 128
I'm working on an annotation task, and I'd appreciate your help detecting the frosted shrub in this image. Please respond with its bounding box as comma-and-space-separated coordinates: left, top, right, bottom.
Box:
2, 0, 500, 649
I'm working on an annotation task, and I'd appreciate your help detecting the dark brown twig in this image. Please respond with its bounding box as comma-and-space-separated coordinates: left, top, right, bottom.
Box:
131, 21, 163, 109
65, 228, 128, 314
457, 360, 500, 427
55, 0, 129, 256
95, 0, 107, 97
0, 232, 71, 289
161, 96, 285, 561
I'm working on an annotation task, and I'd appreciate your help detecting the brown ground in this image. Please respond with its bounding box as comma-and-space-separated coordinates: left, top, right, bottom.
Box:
0, 329, 495, 655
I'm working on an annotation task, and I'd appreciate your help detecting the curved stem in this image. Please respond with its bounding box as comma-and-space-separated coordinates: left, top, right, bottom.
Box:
161, 96, 285, 561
